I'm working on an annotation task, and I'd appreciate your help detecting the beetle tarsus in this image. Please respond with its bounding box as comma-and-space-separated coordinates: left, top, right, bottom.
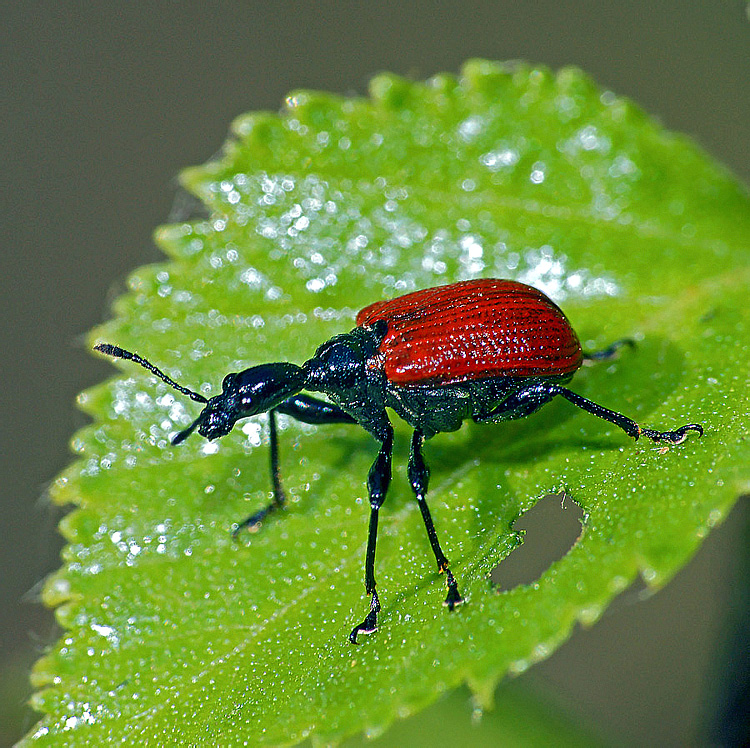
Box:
444, 569, 463, 610
350, 590, 380, 644
551, 386, 704, 446
233, 409, 288, 539
641, 423, 704, 445
582, 338, 635, 362
232, 503, 278, 538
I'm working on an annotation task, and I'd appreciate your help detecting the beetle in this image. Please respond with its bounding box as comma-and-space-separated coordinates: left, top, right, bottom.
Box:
95, 278, 703, 643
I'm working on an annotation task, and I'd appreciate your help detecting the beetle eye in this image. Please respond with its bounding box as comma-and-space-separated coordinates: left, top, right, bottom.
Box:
369, 319, 388, 338
222, 373, 236, 391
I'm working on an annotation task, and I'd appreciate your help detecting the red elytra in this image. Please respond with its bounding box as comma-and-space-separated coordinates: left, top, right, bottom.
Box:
356, 278, 583, 385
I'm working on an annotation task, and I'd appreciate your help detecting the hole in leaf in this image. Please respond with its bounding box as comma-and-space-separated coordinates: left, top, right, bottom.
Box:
491, 493, 585, 589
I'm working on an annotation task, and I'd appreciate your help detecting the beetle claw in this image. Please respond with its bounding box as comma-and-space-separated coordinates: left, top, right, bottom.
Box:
444, 587, 464, 610
642, 423, 704, 445
350, 591, 380, 644
349, 617, 377, 645
443, 570, 464, 610
232, 505, 272, 539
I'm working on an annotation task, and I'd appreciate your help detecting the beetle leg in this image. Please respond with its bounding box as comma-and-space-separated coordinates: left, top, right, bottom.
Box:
474, 382, 556, 424
582, 338, 635, 362
233, 397, 358, 538
232, 408, 286, 537
350, 423, 393, 644
549, 385, 704, 444
276, 393, 356, 425
408, 429, 463, 610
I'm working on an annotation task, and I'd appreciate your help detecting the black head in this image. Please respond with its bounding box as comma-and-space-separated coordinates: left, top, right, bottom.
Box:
94, 344, 306, 445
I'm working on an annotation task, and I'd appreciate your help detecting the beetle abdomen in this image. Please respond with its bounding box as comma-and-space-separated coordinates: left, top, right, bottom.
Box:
356, 279, 583, 385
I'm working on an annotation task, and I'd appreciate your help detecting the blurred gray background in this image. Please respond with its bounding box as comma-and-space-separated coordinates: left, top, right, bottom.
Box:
2, 2, 748, 745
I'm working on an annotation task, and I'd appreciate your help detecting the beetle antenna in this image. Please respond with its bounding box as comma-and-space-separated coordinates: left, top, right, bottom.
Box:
94, 343, 209, 404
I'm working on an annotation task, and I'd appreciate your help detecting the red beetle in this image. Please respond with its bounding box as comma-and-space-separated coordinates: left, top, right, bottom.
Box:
96, 279, 702, 642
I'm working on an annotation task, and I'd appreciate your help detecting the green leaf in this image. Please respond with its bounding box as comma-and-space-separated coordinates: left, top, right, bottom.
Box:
25, 60, 750, 745
343, 682, 602, 747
